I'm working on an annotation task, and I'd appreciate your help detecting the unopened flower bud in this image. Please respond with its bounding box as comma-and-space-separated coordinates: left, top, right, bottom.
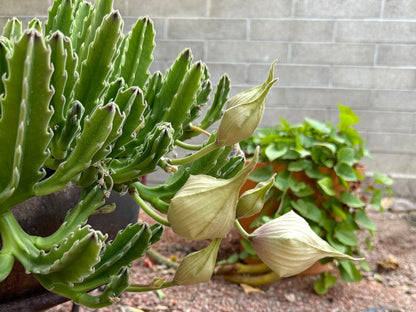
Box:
236, 174, 276, 219
249, 211, 362, 278
174, 238, 221, 286
216, 61, 278, 147
168, 148, 259, 240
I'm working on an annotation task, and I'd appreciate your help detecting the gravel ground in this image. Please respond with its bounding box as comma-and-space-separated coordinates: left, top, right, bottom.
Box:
49, 209, 416, 312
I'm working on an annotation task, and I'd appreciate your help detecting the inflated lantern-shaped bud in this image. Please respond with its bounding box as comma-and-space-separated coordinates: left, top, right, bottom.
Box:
236, 174, 276, 219
249, 211, 362, 278
216, 61, 278, 147
167, 148, 259, 241
173, 238, 221, 286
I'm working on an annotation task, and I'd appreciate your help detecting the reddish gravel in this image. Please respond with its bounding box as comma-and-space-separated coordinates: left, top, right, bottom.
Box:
49, 210, 416, 312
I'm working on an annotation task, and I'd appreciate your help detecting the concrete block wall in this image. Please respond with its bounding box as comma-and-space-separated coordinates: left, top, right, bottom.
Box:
1, 0, 416, 199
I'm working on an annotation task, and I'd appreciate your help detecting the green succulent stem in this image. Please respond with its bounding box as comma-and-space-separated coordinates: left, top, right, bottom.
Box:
126, 280, 176, 292
130, 191, 170, 227
146, 248, 179, 269
224, 271, 279, 286
0, 210, 38, 268
168, 141, 218, 166
234, 219, 250, 240
174, 139, 203, 151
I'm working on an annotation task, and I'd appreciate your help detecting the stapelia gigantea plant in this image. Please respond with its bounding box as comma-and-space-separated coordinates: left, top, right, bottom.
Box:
0, 0, 360, 308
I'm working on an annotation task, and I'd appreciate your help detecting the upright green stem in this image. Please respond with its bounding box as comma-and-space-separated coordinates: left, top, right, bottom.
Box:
168, 141, 218, 166
234, 219, 250, 240
130, 191, 171, 227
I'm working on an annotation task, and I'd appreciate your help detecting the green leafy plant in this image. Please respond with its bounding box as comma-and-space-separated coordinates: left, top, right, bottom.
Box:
237, 105, 393, 293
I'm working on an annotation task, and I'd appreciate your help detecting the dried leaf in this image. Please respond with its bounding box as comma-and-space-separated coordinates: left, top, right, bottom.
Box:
240, 283, 265, 295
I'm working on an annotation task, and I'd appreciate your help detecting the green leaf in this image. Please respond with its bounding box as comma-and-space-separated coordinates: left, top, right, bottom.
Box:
338, 259, 362, 282
305, 165, 326, 179
265, 143, 287, 162
326, 231, 347, 253
314, 272, 337, 295
340, 191, 364, 208
337, 147, 356, 166
335, 162, 357, 181
291, 200, 323, 223
317, 177, 336, 196
288, 159, 312, 172
354, 209, 376, 232
313, 142, 337, 154
334, 224, 358, 246
373, 173, 393, 185
338, 104, 360, 129
274, 169, 290, 191
370, 189, 383, 211
360, 260, 371, 272
293, 185, 314, 197
331, 204, 347, 221
305, 118, 331, 134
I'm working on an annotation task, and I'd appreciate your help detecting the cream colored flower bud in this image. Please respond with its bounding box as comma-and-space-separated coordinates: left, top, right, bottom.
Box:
216, 61, 278, 147
249, 210, 363, 278
168, 148, 259, 241
236, 174, 276, 219
174, 238, 221, 286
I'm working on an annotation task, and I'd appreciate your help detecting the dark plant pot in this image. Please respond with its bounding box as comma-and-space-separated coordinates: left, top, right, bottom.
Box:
0, 185, 139, 311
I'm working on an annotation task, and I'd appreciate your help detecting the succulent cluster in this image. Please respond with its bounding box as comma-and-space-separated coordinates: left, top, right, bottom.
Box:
0, 0, 360, 308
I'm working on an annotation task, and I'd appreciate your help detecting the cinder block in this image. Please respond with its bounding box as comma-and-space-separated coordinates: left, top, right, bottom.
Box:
285, 88, 371, 108
205, 62, 247, 85
367, 132, 416, 153
295, 0, 381, 18
332, 66, 416, 89
122, 0, 207, 18
250, 19, 334, 42
371, 90, 416, 110
413, 113, 416, 133
123, 17, 166, 38
381, 175, 416, 201
383, 0, 416, 18
0, 0, 50, 16
209, 0, 292, 18
361, 153, 416, 175
154, 40, 205, 62
167, 18, 247, 40
262, 107, 328, 126
149, 60, 173, 74
248, 64, 330, 87
291, 43, 375, 65
377, 44, 416, 67
207, 41, 288, 63
336, 21, 416, 43
326, 109, 413, 133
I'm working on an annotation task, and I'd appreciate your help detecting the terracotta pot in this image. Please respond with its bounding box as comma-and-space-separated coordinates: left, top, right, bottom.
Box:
0, 185, 140, 311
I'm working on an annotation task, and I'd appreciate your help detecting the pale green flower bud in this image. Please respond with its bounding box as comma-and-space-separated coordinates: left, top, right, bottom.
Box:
174, 238, 221, 286
249, 210, 363, 278
216, 61, 278, 147
236, 174, 276, 219
167, 148, 259, 240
